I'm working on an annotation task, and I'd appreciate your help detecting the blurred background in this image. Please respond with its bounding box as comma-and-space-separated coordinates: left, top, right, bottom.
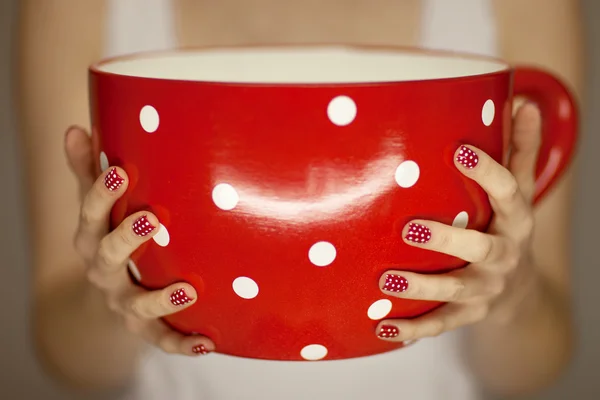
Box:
1, 1, 599, 399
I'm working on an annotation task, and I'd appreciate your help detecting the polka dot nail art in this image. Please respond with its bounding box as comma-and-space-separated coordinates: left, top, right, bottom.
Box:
383, 274, 409, 293
405, 223, 432, 244
170, 288, 194, 306
192, 344, 210, 355
104, 168, 124, 191
132, 215, 156, 237
378, 325, 400, 339
456, 145, 479, 169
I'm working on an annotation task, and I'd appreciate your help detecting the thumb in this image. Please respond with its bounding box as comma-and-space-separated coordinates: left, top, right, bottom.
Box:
64, 126, 96, 196
508, 102, 542, 203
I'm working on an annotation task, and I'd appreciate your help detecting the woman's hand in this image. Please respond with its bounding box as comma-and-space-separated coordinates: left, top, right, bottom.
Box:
376, 103, 543, 342
65, 126, 214, 356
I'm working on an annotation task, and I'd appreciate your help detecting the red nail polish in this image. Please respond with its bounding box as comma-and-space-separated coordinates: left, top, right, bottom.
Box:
104, 168, 124, 191
456, 145, 479, 169
383, 274, 409, 293
132, 215, 156, 236
170, 288, 194, 306
192, 344, 209, 355
405, 223, 431, 244
378, 325, 399, 339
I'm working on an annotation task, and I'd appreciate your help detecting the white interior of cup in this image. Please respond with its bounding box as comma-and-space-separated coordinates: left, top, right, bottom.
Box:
96, 46, 509, 84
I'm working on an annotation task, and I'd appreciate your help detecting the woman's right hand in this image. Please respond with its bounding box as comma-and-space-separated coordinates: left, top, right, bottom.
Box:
65, 125, 214, 357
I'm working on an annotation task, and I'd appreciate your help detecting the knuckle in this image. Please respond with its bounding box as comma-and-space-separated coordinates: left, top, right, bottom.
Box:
131, 295, 160, 320
498, 179, 520, 203
515, 214, 535, 242
158, 334, 179, 354
86, 267, 119, 291
521, 213, 535, 234
436, 232, 453, 250
86, 268, 102, 287
117, 223, 138, 248
429, 319, 446, 337
506, 253, 520, 271
95, 241, 122, 267
131, 291, 172, 320
474, 236, 494, 263
127, 296, 145, 318
504, 242, 521, 271
410, 283, 427, 300
104, 292, 123, 314
488, 279, 505, 297
446, 277, 466, 302
80, 204, 101, 227
107, 298, 121, 314
473, 304, 490, 322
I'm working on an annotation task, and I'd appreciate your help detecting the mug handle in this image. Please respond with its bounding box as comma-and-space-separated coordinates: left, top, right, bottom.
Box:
512, 66, 579, 204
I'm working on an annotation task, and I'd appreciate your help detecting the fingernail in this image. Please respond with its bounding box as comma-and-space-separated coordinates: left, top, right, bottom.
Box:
383, 274, 409, 293
192, 344, 209, 355
104, 168, 125, 191
132, 215, 156, 236
405, 223, 431, 244
378, 325, 400, 339
456, 145, 479, 169
170, 288, 194, 306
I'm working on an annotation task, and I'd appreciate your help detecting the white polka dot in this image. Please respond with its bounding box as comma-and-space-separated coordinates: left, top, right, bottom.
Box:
140, 105, 160, 133
452, 211, 469, 229
394, 160, 420, 188
212, 183, 239, 211
153, 223, 170, 247
308, 241, 337, 267
99, 151, 109, 172
300, 344, 328, 361
127, 259, 142, 282
482, 99, 495, 126
367, 299, 392, 320
232, 277, 259, 299
327, 95, 357, 126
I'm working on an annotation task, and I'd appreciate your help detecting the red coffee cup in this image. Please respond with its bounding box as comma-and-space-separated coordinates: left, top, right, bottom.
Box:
89, 45, 578, 361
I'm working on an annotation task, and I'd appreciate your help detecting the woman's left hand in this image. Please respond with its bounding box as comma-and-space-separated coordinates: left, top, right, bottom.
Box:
376, 103, 543, 343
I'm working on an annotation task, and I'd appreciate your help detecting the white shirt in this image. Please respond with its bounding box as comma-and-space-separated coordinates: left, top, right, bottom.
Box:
104, 1, 499, 399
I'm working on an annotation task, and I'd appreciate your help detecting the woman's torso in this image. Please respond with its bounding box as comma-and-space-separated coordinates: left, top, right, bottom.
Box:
105, 1, 498, 399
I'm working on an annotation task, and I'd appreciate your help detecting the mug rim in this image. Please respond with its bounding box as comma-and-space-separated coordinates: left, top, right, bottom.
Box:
89, 42, 512, 87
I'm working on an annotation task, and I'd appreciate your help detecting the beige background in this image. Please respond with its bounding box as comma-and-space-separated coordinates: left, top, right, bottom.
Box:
1, 1, 598, 399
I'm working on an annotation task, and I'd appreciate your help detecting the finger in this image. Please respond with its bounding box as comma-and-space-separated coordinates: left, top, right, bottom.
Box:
64, 126, 95, 195
124, 317, 215, 356
87, 266, 132, 299
379, 268, 503, 302
508, 103, 542, 202
125, 283, 197, 319
181, 335, 215, 356
93, 211, 160, 279
454, 145, 529, 221
376, 303, 488, 342
402, 221, 510, 266
74, 167, 129, 260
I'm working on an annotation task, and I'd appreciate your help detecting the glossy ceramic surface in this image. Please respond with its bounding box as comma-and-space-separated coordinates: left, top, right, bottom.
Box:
89, 45, 578, 361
